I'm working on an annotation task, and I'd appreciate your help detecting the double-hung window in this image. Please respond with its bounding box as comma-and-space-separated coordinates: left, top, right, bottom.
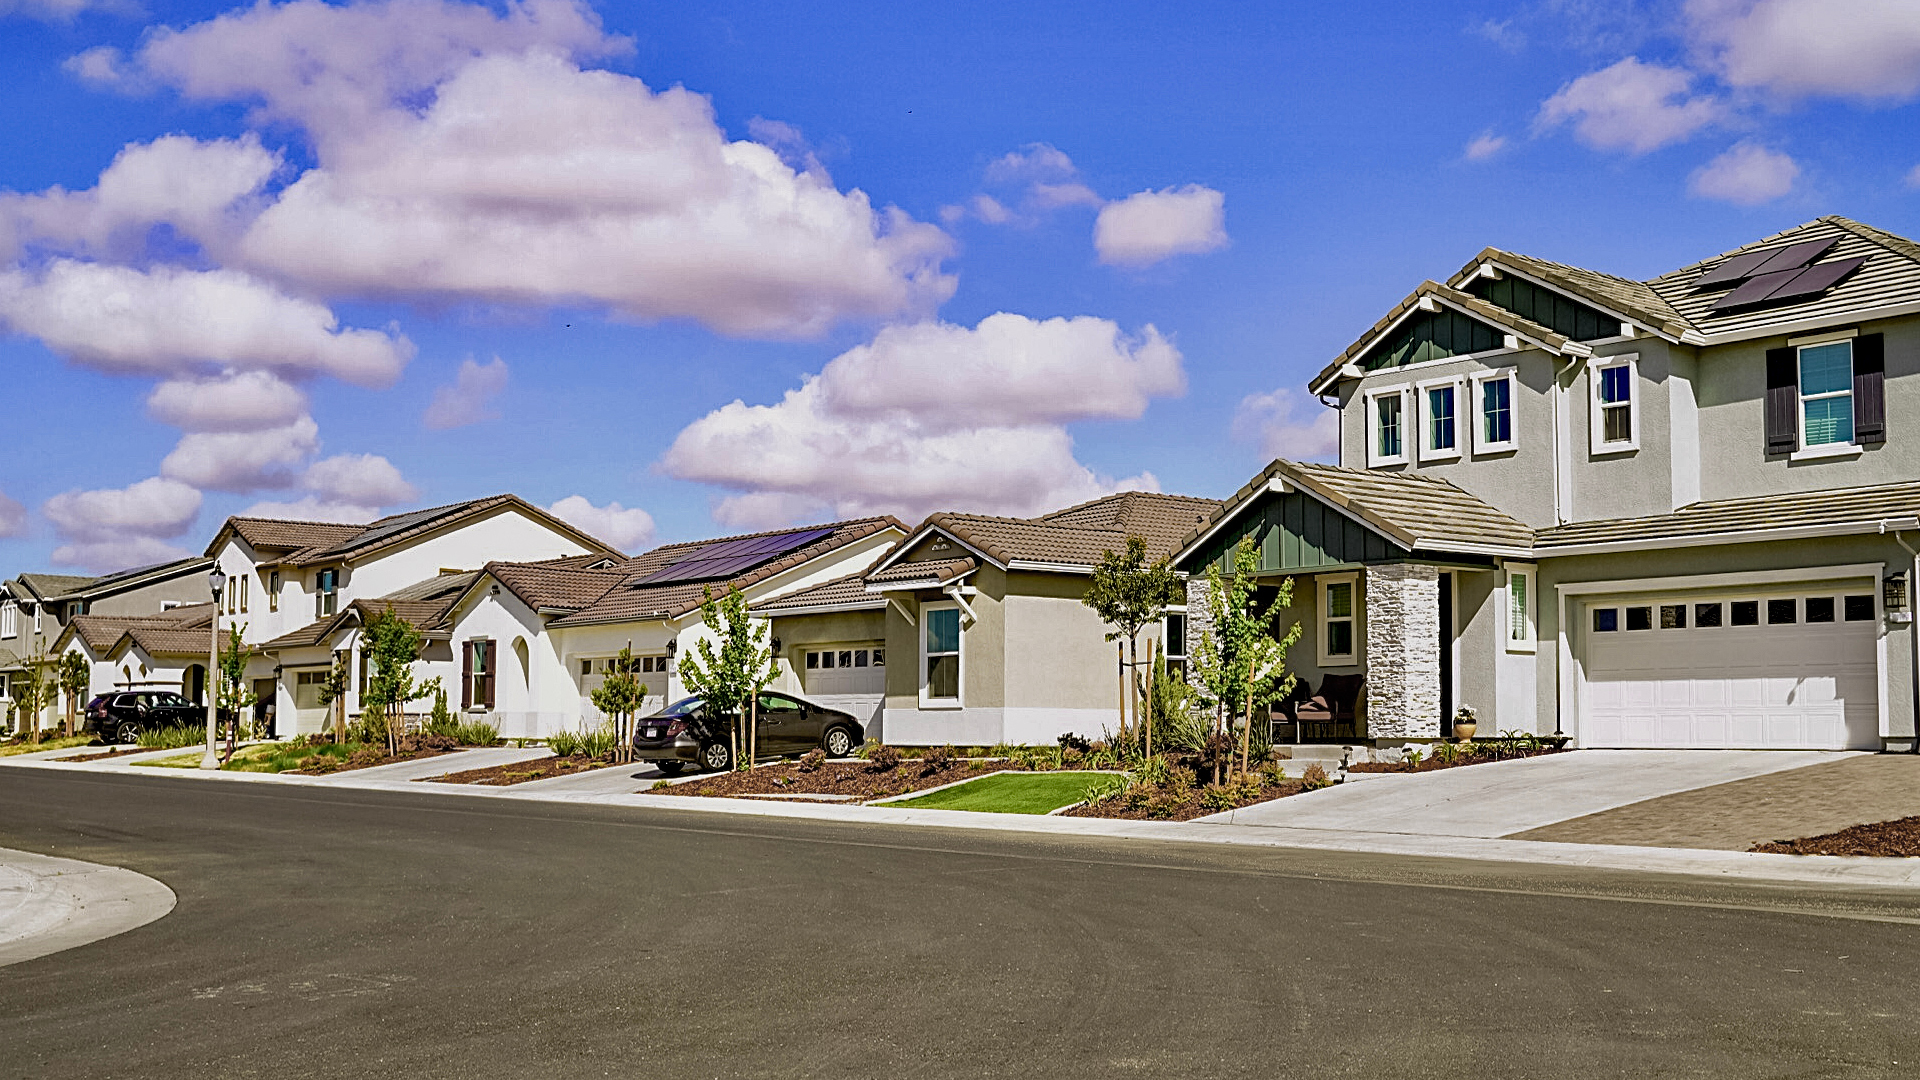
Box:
1163, 609, 1188, 678
314, 569, 339, 618
922, 603, 961, 706
0, 602, 14, 639
1319, 575, 1358, 667
1798, 341, 1854, 448
1505, 565, 1536, 653
268, 571, 280, 612
1589, 354, 1638, 454
1418, 378, 1463, 462
1365, 386, 1412, 467
1471, 368, 1517, 454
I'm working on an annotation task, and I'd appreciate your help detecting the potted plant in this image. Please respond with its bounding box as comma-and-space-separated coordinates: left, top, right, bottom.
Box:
1451, 704, 1478, 742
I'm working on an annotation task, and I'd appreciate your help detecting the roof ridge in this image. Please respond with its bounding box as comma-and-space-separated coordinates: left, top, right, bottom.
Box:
1648, 217, 1836, 281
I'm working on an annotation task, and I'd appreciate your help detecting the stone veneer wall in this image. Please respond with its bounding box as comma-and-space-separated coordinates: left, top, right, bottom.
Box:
1183, 577, 1214, 665
1363, 563, 1442, 739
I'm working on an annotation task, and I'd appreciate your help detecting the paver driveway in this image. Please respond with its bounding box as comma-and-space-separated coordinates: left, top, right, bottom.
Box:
1207, 749, 1855, 837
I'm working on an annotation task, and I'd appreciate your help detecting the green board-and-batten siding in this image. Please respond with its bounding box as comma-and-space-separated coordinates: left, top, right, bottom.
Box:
1181, 491, 1408, 577
1465, 275, 1621, 342
1359, 308, 1502, 371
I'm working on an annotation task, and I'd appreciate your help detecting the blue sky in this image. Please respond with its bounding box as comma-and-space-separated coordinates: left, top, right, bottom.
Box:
2, 0, 1918, 571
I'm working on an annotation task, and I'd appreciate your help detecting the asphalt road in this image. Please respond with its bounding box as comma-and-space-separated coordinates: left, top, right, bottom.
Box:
3, 771, 1919, 1079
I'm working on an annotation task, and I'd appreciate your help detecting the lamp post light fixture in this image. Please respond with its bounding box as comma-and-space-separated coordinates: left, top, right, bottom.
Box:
202, 566, 227, 770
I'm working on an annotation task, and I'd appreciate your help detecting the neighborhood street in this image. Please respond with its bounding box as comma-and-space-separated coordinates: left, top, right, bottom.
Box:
3, 770, 1917, 1079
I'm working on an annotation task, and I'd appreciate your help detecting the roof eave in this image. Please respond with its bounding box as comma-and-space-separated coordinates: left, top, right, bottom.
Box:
1536, 518, 1919, 557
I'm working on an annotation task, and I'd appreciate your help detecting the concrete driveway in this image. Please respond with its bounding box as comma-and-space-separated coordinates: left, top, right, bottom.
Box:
1207, 749, 1858, 837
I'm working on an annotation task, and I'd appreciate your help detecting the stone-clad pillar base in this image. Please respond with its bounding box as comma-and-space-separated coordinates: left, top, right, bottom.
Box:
1364, 563, 1441, 740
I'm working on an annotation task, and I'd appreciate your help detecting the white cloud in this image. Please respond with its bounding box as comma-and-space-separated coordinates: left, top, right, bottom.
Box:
1230, 388, 1341, 463
1472, 17, 1526, 51
146, 370, 308, 433
42, 477, 202, 572
0, 0, 114, 20
1687, 0, 1920, 102
0, 261, 413, 386
303, 453, 419, 507
160, 416, 321, 492
423, 356, 509, 430
662, 313, 1181, 525
984, 143, 1080, 184
547, 495, 655, 550
1536, 57, 1722, 154
238, 496, 381, 524
1094, 185, 1229, 267
87, 3, 952, 338
1464, 131, 1509, 161
0, 489, 25, 538
1689, 141, 1799, 204
1906, 163, 1920, 190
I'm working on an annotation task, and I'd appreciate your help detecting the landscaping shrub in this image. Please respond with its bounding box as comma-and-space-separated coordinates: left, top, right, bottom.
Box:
136, 724, 207, 750
1301, 763, 1331, 790
548, 730, 583, 757
921, 744, 953, 772
1056, 732, 1092, 753
796, 748, 826, 772
424, 687, 455, 737
868, 744, 902, 771
453, 720, 500, 746
855, 738, 880, 759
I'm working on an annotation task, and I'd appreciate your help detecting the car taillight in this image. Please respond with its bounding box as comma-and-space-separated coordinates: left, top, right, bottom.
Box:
665, 720, 687, 737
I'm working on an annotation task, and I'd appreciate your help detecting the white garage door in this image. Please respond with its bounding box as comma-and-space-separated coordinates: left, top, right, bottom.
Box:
1581, 588, 1881, 750
804, 644, 885, 695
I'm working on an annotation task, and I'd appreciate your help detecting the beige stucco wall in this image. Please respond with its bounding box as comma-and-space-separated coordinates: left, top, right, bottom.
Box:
765, 608, 886, 697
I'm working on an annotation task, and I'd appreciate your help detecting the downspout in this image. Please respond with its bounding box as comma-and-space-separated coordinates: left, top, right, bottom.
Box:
1881, 520, 1920, 753
1552, 352, 1582, 526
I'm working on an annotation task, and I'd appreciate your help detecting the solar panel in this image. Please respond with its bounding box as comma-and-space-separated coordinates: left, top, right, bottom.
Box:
1757, 256, 1867, 305
635, 526, 837, 586
1690, 238, 1838, 292
1708, 267, 1804, 310
1691, 248, 1780, 290
1747, 237, 1837, 278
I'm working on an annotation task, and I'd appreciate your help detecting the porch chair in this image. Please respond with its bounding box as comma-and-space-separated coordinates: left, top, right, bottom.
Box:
1291, 673, 1365, 742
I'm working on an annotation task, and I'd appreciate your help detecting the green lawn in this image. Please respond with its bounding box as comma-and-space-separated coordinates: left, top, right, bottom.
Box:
0, 735, 95, 757
885, 771, 1119, 815
136, 742, 358, 772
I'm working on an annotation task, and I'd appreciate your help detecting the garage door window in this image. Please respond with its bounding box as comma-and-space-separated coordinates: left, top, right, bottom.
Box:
1767, 598, 1797, 624
1845, 594, 1875, 621
1659, 604, 1686, 629
1731, 600, 1760, 626
1625, 606, 1653, 631
1806, 597, 1836, 623
1593, 608, 1618, 632
1694, 602, 1722, 628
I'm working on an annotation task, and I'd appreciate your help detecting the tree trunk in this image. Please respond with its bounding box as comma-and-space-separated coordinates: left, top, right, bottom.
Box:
1145, 639, 1156, 759
1115, 641, 1127, 746
748, 694, 759, 769
334, 693, 345, 747
1239, 687, 1254, 781
1127, 633, 1139, 758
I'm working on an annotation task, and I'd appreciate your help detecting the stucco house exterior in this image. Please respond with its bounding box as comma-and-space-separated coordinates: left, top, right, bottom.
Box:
860, 491, 1219, 746
438, 517, 905, 740
1180, 216, 1920, 753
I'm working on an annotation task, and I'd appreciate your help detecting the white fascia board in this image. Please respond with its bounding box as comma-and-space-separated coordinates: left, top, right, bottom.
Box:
864, 566, 977, 594
1694, 298, 1920, 346
864, 525, 1001, 576
1536, 520, 1911, 557
1482, 261, 1684, 345
1312, 295, 1582, 396
1409, 540, 1536, 559
753, 600, 888, 618
1173, 475, 1293, 563
1004, 560, 1095, 574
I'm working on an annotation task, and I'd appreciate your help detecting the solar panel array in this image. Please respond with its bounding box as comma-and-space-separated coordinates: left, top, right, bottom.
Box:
1709, 256, 1868, 312
635, 526, 838, 586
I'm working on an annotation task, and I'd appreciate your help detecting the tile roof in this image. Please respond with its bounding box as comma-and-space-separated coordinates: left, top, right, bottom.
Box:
749, 573, 888, 614
258, 572, 480, 651
1535, 480, 1920, 551
212, 494, 625, 566
63, 605, 215, 654
1179, 460, 1536, 560
119, 624, 223, 658
865, 557, 978, 587
8, 573, 102, 600
1451, 248, 1696, 340
547, 517, 904, 627
1038, 491, 1222, 553
215, 517, 367, 556
486, 561, 632, 613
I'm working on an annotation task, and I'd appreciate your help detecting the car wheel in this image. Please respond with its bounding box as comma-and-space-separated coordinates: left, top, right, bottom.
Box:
114, 720, 142, 746
822, 726, 855, 758
655, 761, 687, 777
699, 742, 733, 772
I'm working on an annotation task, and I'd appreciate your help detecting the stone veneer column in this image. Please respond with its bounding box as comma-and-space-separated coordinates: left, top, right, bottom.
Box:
1183, 577, 1213, 661
1363, 563, 1442, 740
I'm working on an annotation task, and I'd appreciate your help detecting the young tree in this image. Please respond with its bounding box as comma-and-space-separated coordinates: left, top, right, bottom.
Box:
677, 586, 777, 770
359, 607, 441, 756
315, 649, 351, 746
13, 652, 48, 744
57, 651, 90, 739
590, 646, 648, 764
216, 625, 258, 760
1190, 538, 1301, 781
1082, 535, 1183, 753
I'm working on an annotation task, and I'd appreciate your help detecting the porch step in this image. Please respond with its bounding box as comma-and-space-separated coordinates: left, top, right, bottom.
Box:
1272, 744, 1364, 764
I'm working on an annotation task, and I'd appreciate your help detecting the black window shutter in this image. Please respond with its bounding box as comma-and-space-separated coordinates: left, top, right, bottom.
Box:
483, 644, 496, 709
1854, 333, 1886, 444
460, 642, 472, 710
1765, 347, 1797, 455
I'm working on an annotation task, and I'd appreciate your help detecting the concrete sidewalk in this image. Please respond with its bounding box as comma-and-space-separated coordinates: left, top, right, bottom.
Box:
1202, 749, 1855, 836
304, 746, 553, 783
0, 847, 176, 967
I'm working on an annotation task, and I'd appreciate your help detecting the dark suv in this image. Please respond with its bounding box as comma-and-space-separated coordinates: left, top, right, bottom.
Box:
86, 691, 203, 745
631, 692, 862, 774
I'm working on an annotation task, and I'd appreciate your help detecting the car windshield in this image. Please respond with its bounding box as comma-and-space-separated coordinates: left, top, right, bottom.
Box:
153, 693, 191, 708
653, 696, 703, 718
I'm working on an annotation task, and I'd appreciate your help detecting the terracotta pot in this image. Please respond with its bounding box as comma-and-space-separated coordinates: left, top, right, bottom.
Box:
1452, 721, 1477, 742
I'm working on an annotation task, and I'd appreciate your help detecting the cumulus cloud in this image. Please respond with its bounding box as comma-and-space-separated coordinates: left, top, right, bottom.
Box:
662, 313, 1181, 526
1689, 141, 1799, 204
1230, 388, 1341, 464
160, 416, 321, 492
0, 261, 413, 386
0, 489, 25, 538
1536, 57, 1722, 154
146, 370, 308, 433
1687, 0, 1920, 102
79, 2, 952, 338
1464, 131, 1509, 161
423, 356, 509, 430
238, 496, 381, 524
547, 495, 655, 551
1094, 185, 1229, 267
1906, 164, 1920, 190
0, 0, 115, 20
303, 453, 419, 507
42, 477, 202, 571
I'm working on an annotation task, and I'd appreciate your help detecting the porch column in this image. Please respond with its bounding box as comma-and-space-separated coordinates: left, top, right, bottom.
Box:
1363, 563, 1442, 739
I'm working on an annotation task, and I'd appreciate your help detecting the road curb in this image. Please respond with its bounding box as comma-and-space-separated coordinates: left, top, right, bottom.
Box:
0, 847, 176, 968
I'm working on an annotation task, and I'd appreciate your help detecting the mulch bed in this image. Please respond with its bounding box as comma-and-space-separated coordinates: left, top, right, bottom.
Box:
1750, 816, 1920, 857
1061, 780, 1312, 821
646, 758, 993, 802
56, 746, 149, 762
1348, 747, 1567, 774
294, 747, 462, 775
426, 754, 621, 786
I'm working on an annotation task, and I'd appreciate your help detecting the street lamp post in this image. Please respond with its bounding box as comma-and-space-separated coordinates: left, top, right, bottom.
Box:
201, 567, 226, 770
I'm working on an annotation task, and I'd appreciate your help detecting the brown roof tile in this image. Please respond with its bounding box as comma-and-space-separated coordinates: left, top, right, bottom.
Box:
486, 562, 631, 613
864, 557, 978, 587
1536, 480, 1920, 551
216, 517, 366, 556
749, 573, 888, 614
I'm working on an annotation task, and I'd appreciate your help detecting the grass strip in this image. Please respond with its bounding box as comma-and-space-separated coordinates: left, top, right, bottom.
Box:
0, 735, 95, 757
884, 771, 1117, 815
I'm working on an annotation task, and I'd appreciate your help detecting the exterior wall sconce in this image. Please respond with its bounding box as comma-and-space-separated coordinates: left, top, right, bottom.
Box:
1886, 571, 1912, 624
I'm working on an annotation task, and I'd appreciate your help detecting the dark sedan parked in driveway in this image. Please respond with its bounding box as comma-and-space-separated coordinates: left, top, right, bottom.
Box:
631, 692, 863, 774
86, 690, 204, 745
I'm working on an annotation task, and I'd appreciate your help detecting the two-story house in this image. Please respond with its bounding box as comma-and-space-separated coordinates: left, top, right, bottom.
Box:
1180, 216, 1920, 753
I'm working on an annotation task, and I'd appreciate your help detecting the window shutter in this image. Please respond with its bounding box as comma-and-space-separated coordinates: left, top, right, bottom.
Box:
1854, 333, 1886, 444
482, 644, 496, 709
460, 642, 472, 710
1765, 347, 1797, 455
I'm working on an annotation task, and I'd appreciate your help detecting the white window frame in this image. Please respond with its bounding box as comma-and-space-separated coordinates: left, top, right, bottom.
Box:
1470, 367, 1518, 455
1795, 338, 1857, 456
1417, 376, 1464, 463
1505, 564, 1537, 653
268, 570, 280, 612
0, 602, 14, 639
1589, 353, 1639, 455
1317, 573, 1359, 667
919, 600, 963, 708
31, 605, 40, 635
1364, 385, 1413, 468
